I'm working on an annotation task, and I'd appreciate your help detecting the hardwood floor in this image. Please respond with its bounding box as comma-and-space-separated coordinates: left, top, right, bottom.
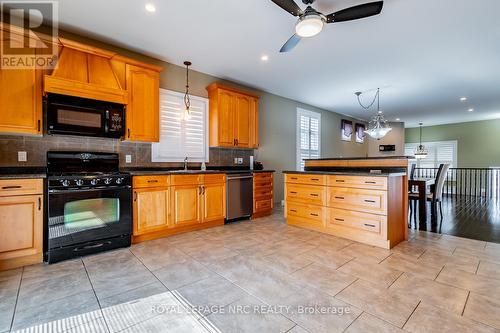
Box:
409, 195, 500, 243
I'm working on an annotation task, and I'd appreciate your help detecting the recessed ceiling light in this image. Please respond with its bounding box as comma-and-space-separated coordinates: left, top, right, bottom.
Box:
261, 55, 269, 62
460, 97, 467, 102
145, 3, 156, 12
468, 108, 474, 112
396, 118, 400, 121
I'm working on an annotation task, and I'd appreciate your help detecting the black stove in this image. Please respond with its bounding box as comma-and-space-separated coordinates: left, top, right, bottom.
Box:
46, 152, 132, 263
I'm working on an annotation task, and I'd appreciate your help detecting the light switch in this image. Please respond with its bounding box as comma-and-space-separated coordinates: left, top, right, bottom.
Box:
125, 155, 132, 163
18, 151, 27, 162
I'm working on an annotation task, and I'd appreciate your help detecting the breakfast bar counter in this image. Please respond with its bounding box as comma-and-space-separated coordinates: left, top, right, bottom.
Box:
284, 157, 410, 249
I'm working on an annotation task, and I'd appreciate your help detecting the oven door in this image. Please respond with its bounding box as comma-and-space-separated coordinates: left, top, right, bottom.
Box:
48, 186, 132, 250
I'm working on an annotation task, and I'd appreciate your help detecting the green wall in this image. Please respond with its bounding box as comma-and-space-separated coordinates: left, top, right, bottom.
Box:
55, 30, 368, 202
405, 119, 500, 167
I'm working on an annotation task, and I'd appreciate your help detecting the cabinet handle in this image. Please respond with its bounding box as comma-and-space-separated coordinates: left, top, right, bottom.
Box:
147, 180, 159, 183
199, 186, 203, 195
37, 120, 41, 132
133, 192, 137, 202
128, 129, 131, 138
311, 178, 320, 181
290, 209, 297, 213
290, 191, 297, 194
290, 177, 298, 180
364, 199, 376, 203
364, 223, 376, 228
310, 193, 319, 197
236, 139, 239, 146
336, 179, 345, 183
38, 197, 41, 210
310, 213, 319, 217
1, 185, 22, 190
335, 196, 345, 200
365, 181, 377, 184
202, 186, 205, 195
335, 218, 345, 222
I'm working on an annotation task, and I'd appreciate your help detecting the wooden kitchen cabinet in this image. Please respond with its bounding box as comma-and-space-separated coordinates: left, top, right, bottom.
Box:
207, 83, 259, 148
125, 64, 160, 142
171, 184, 201, 227
0, 64, 43, 135
0, 179, 43, 271
253, 172, 274, 218
133, 188, 169, 235
202, 183, 226, 223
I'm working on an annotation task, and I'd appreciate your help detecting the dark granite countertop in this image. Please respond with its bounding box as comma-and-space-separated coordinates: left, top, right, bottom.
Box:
283, 170, 406, 177
125, 169, 275, 176
0, 167, 46, 179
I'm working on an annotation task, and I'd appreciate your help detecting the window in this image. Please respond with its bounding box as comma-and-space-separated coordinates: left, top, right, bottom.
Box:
405, 140, 457, 168
296, 108, 321, 171
152, 89, 209, 162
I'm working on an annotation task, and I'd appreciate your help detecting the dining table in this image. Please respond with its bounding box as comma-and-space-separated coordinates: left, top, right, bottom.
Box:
409, 177, 435, 223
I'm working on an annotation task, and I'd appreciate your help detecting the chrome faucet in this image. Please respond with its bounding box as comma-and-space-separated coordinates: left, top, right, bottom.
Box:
184, 157, 188, 171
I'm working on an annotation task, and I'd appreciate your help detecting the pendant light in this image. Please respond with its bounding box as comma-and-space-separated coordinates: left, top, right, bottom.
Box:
183, 61, 192, 121
414, 122, 428, 159
355, 88, 392, 140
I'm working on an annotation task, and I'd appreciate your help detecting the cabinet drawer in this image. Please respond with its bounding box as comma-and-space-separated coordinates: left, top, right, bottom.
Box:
285, 174, 326, 186
286, 202, 324, 224
327, 208, 384, 234
254, 188, 273, 200
254, 178, 273, 188
255, 198, 273, 212
133, 175, 170, 188
327, 175, 387, 190
0, 179, 43, 197
327, 187, 387, 215
254, 172, 273, 181
171, 174, 202, 186
286, 184, 326, 206
203, 174, 226, 184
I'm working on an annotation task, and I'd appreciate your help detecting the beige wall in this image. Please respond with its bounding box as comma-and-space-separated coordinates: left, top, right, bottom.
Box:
367, 122, 405, 157
42, 30, 369, 202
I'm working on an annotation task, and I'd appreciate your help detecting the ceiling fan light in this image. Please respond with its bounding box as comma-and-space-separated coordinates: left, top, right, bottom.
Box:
295, 14, 324, 38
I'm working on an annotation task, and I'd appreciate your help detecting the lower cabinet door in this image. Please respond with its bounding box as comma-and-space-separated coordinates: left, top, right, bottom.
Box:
172, 185, 201, 226
0, 194, 42, 261
133, 188, 169, 235
202, 183, 225, 223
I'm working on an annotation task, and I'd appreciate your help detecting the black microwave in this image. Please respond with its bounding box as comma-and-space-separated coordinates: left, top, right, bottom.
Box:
46, 94, 125, 138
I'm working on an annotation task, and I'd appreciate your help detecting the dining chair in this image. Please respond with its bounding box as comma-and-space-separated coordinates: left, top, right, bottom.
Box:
408, 163, 450, 222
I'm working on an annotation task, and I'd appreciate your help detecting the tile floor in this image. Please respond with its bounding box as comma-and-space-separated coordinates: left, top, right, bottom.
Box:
1, 210, 500, 333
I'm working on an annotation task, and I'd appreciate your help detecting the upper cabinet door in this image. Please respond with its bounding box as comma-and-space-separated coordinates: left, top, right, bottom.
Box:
0, 64, 42, 135
249, 97, 259, 148
217, 90, 235, 147
126, 64, 160, 142
234, 94, 251, 148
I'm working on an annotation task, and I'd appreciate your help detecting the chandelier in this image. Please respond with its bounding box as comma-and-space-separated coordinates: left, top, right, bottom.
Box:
414, 122, 428, 159
355, 88, 392, 140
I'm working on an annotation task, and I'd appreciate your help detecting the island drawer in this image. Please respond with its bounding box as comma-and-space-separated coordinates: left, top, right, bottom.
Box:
133, 175, 170, 188
286, 184, 326, 206
327, 187, 387, 215
255, 198, 273, 213
254, 187, 273, 200
286, 202, 325, 224
327, 175, 387, 190
327, 208, 384, 234
285, 174, 326, 186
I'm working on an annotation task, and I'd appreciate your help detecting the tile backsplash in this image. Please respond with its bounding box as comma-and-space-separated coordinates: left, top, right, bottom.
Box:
0, 135, 255, 168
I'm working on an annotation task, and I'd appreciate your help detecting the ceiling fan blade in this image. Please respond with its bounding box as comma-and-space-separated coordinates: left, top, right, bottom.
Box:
326, 1, 383, 23
271, 0, 303, 17
280, 34, 301, 53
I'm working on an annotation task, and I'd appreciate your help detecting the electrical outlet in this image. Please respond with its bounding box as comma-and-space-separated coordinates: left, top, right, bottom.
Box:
18, 151, 27, 162
234, 157, 238, 164
237, 157, 243, 164
125, 155, 132, 163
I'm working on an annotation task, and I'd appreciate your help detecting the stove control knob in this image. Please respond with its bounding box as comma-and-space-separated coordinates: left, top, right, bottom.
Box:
75, 179, 84, 186
60, 179, 70, 187
90, 179, 99, 186
116, 177, 123, 185
104, 178, 112, 185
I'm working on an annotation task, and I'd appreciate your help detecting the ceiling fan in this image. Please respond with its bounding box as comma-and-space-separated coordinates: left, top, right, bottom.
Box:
271, 0, 384, 52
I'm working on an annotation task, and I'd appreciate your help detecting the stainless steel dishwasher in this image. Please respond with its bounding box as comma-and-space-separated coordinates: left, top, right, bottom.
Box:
226, 172, 253, 221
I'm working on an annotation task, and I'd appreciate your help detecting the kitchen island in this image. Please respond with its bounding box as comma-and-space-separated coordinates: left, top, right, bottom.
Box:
284, 157, 410, 249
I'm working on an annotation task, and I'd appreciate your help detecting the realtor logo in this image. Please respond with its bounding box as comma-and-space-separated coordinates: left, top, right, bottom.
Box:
0, 1, 58, 69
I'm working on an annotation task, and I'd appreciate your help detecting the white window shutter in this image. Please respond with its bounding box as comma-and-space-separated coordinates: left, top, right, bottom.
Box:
152, 89, 209, 162
297, 108, 321, 171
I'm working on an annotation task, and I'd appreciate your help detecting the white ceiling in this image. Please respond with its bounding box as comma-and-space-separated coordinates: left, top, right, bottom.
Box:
52, 0, 500, 127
